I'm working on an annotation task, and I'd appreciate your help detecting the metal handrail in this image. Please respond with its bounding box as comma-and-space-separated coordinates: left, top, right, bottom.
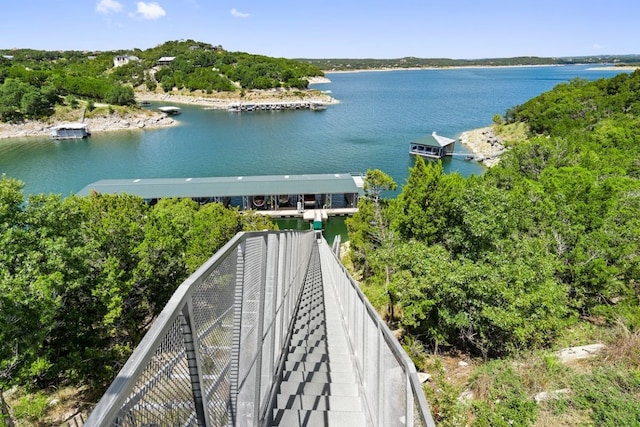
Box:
83, 230, 435, 426
85, 230, 315, 427
319, 241, 436, 427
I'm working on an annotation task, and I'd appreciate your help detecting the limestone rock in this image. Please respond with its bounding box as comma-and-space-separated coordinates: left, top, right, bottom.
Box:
556, 343, 605, 363
534, 388, 571, 403
417, 372, 432, 383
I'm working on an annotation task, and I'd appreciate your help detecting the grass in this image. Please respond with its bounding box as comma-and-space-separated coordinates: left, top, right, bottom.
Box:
2, 386, 91, 427
494, 121, 529, 146
353, 261, 640, 427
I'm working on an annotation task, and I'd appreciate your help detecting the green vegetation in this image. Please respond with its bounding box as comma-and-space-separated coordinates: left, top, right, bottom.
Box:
0, 180, 276, 425
300, 54, 640, 71
347, 70, 640, 425
0, 39, 324, 123
2, 42, 640, 424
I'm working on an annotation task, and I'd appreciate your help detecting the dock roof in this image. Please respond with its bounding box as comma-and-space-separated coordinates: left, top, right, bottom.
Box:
413, 131, 456, 148
77, 173, 365, 199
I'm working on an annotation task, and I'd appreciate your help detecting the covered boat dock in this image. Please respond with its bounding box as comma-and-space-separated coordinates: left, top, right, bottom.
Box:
77, 173, 365, 219
410, 131, 456, 159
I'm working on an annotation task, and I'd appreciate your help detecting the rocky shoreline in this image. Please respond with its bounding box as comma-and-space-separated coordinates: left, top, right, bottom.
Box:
0, 110, 176, 140
136, 88, 337, 110
0, 84, 337, 140
458, 126, 506, 167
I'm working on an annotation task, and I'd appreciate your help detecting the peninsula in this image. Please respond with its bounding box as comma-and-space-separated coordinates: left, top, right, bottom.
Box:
0, 40, 336, 139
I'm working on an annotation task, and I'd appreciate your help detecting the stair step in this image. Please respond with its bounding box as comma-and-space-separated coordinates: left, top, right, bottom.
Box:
272, 409, 366, 427
276, 394, 363, 411
286, 352, 334, 363
279, 381, 359, 397
281, 370, 356, 383
284, 361, 354, 373
288, 344, 349, 355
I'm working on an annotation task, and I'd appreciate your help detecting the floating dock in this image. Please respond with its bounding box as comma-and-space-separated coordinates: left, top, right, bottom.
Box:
50, 123, 90, 140
228, 101, 328, 112
158, 106, 181, 115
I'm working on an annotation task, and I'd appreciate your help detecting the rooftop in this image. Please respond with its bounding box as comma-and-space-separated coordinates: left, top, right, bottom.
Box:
413, 131, 456, 147
77, 173, 365, 199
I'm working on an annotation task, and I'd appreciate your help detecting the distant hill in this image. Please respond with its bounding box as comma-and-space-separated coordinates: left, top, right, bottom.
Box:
297, 54, 640, 71
0, 39, 326, 122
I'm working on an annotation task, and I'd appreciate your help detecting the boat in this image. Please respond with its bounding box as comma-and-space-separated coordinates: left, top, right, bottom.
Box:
50, 123, 90, 140
303, 194, 316, 208
310, 103, 327, 111
252, 195, 266, 208
278, 194, 291, 206
158, 106, 181, 115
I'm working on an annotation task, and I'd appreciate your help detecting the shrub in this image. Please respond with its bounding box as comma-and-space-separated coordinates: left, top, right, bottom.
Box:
12, 392, 49, 422
570, 367, 640, 426
470, 360, 538, 426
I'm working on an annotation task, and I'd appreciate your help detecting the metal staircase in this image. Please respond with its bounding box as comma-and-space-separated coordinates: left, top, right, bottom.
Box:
271, 246, 367, 426
82, 231, 434, 427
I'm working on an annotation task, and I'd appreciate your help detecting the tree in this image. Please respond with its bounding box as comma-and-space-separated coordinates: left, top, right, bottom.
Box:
104, 84, 135, 105
394, 157, 464, 244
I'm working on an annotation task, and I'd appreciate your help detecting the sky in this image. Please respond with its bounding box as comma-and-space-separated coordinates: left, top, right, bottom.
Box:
2, 0, 639, 59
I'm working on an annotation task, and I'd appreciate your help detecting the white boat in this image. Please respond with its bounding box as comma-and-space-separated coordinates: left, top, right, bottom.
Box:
50, 123, 90, 140
158, 106, 181, 115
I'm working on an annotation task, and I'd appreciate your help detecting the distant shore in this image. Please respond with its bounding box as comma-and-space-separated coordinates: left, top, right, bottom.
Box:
323, 64, 564, 74
323, 63, 640, 74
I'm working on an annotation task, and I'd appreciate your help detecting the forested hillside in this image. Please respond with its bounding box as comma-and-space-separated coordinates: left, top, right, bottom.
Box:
301, 54, 640, 71
347, 71, 640, 425
0, 39, 324, 123
0, 186, 275, 425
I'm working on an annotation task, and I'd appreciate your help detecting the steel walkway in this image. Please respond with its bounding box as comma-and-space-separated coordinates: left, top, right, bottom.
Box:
271, 245, 366, 426
82, 231, 434, 427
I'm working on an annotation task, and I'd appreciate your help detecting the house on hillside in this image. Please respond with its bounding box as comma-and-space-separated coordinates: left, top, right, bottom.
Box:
156, 56, 175, 66
409, 131, 456, 159
113, 55, 140, 67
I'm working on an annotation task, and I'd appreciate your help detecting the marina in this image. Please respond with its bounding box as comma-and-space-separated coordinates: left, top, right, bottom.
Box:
228, 101, 329, 112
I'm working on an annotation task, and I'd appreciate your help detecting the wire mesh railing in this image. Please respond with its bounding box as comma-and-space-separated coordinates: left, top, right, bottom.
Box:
83, 230, 315, 427
319, 240, 436, 427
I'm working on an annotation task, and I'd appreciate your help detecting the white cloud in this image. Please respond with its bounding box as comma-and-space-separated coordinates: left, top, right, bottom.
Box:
230, 8, 250, 18
136, 2, 167, 20
592, 43, 604, 50
96, 0, 123, 14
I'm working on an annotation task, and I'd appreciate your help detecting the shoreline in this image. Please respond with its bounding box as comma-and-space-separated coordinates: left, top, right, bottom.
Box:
0, 86, 337, 140
0, 110, 176, 140
457, 126, 506, 167
136, 85, 340, 110
323, 64, 565, 74
322, 63, 636, 74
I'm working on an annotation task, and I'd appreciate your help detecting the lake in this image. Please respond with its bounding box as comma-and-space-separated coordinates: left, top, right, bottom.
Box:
0, 66, 627, 197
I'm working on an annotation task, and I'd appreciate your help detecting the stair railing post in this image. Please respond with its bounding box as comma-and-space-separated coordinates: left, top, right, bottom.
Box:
229, 242, 246, 426
252, 235, 271, 423
180, 303, 210, 427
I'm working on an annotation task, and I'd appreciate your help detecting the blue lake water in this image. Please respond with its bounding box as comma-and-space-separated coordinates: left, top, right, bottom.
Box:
0, 65, 628, 198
